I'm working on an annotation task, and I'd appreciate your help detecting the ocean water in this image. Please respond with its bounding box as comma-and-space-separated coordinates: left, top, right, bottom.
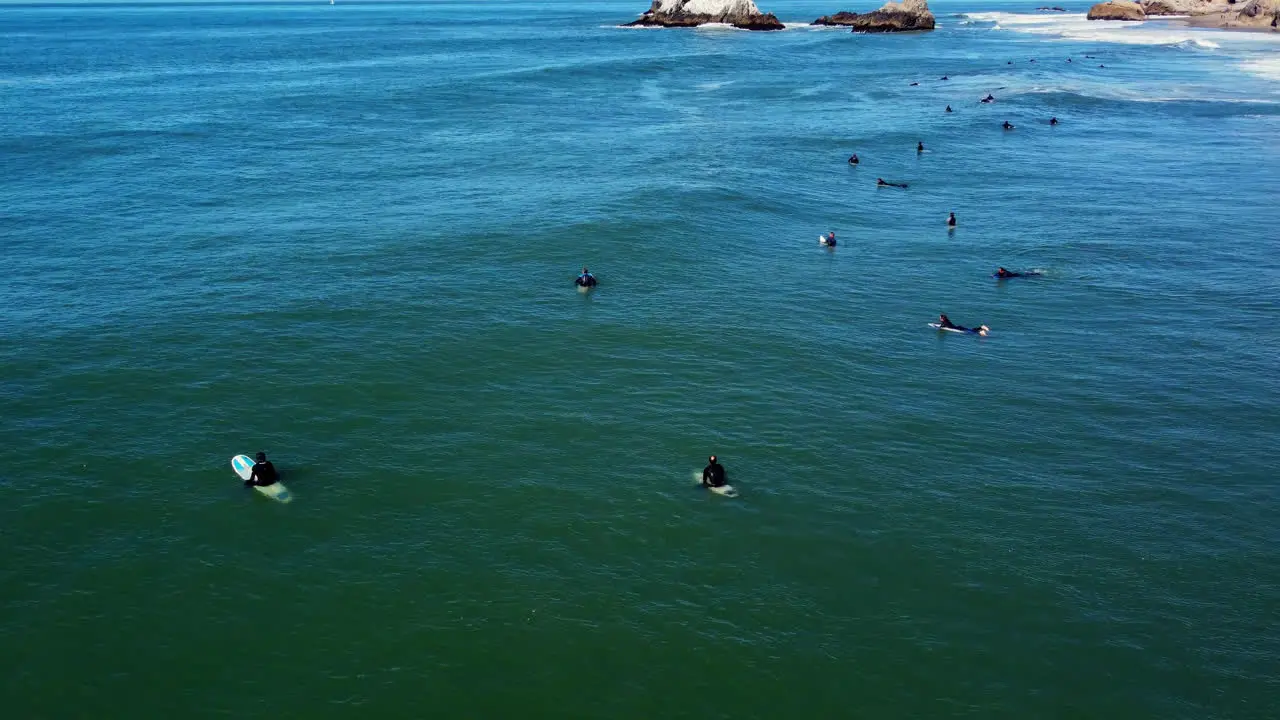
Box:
2, 1, 1279, 717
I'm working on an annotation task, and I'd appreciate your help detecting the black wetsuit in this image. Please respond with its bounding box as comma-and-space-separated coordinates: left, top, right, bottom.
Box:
702, 462, 726, 488
247, 461, 278, 487
576, 274, 597, 288
996, 270, 1021, 279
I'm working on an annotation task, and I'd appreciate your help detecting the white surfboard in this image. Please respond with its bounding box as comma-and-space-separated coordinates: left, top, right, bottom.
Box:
577, 284, 591, 293
819, 235, 834, 246
691, 471, 738, 498
232, 454, 293, 503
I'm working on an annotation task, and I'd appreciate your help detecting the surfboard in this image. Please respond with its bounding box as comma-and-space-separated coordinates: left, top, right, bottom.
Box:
231, 454, 293, 503
928, 323, 987, 336
577, 284, 591, 293
692, 471, 738, 498
819, 235, 836, 246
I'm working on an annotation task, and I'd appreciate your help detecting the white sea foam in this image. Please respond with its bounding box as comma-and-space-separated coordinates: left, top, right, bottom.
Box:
1239, 57, 1280, 82
963, 11, 1220, 48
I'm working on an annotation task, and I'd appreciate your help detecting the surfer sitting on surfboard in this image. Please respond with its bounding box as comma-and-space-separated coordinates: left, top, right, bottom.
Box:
702, 455, 727, 489
575, 267, 597, 288
244, 452, 279, 488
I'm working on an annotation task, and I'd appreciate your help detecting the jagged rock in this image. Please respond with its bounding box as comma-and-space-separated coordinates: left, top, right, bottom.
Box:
626, 0, 785, 31
846, 0, 936, 32
812, 11, 861, 25
1188, 0, 1280, 27
1087, 1, 1148, 20
1141, 0, 1228, 14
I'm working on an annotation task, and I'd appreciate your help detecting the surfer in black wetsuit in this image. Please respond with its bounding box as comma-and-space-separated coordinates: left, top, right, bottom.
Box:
995, 267, 1020, 278
877, 178, 909, 189
702, 455, 726, 489
945, 105, 953, 113
246, 452, 279, 487
1050, 117, 1059, 126
981, 94, 995, 104
917, 141, 925, 153
825, 231, 837, 246
948, 212, 957, 228
575, 267, 597, 288
1002, 121, 1015, 130
848, 153, 859, 165
937, 314, 989, 335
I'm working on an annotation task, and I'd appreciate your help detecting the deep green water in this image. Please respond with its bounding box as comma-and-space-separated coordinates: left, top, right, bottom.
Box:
2, 1, 1279, 717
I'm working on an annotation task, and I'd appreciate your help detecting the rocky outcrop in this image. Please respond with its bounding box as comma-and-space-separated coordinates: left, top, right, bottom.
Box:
1188, 0, 1280, 28
812, 11, 861, 25
626, 0, 784, 30
844, 0, 936, 32
1087, 1, 1148, 20
1141, 0, 1228, 14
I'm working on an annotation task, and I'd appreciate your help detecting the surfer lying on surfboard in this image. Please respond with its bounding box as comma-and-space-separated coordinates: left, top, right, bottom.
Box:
936, 314, 990, 336
877, 178, 909, 189
575, 267, 597, 288
244, 452, 280, 488
994, 267, 1041, 279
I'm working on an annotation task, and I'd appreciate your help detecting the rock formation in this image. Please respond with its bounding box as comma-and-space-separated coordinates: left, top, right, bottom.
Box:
812, 11, 861, 25
626, 0, 784, 30
1140, 0, 1228, 14
1189, 0, 1280, 28
1086, 1, 1148, 20
829, 0, 935, 32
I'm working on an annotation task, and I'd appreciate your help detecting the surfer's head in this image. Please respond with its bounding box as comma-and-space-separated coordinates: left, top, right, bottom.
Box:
256, 451, 267, 462
709, 455, 717, 465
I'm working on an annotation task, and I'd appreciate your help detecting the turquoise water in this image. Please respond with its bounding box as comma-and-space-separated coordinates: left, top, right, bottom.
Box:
3, 1, 1279, 716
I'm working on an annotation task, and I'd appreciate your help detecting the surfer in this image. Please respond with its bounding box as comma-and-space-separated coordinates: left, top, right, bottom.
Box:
702, 455, 727, 489
995, 267, 1020, 278
947, 212, 956, 228
940, 75, 949, 80
981, 94, 995, 104
917, 141, 925, 153
877, 178, 909, 189
1002, 121, 1015, 130
1050, 117, 1059, 126
575, 267, 597, 288
244, 452, 279, 488
945, 105, 952, 113
937, 314, 990, 336
848, 153, 859, 165
825, 231, 837, 246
